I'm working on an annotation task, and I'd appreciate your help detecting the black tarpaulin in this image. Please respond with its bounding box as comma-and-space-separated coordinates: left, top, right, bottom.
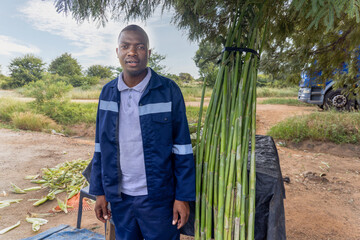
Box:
180, 135, 286, 240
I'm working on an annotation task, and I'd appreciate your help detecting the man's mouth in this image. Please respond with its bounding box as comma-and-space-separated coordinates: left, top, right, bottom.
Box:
125, 59, 139, 66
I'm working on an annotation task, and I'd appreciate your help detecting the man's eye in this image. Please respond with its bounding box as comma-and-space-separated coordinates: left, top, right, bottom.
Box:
120, 45, 128, 49
137, 46, 145, 50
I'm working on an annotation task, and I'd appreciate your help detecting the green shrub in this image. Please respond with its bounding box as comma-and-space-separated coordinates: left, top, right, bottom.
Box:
86, 65, 113, 79
69, 75, 99, 87
0, 75, 14, 89
24, 79, 73, 104
39, 101, 97, 125
0, 98, 27, 121
11, 112, 60, 132
268, 111, 360, 144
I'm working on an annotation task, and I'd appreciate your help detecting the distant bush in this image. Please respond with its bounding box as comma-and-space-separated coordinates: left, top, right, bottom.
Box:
86, 65, 112, 79
8, 54, 45, 88
24, 79, 73, 104
11, 112, 60, 132
39, 101, 97, 125
48, 53, 82, 77
268, 111, 360, 144
69, 75, 99, 87
0, 75, 13, 89
0, 98, 27, 122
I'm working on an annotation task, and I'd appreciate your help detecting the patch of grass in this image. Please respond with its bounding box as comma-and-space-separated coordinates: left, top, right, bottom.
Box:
186, 105, 208, 124
181, 86, 213, 101
268, 111, 360, 144
257, 87, 298, 98
70, 87, 101, 99
37, 101, 97, 125
258, 98, 313, 106
0, 98, 28, 121
11, 112, 60, 132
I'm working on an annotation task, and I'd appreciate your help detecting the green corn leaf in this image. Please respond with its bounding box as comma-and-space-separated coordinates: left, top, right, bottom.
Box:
0, 221, 21, 235
24, 186, 42, 192
26, 217, 48, 232
24, 175, 40, 180
10, 183, 26, 194
33, 196, 48, 206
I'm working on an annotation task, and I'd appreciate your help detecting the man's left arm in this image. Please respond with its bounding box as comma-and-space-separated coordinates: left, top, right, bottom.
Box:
170, 82, 196, 229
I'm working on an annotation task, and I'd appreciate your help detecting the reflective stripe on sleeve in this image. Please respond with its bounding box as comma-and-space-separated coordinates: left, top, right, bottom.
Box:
99, 100, 118, 112
95, 143, 101, 153
172, 144, 193, 155
139, 102, 171, 116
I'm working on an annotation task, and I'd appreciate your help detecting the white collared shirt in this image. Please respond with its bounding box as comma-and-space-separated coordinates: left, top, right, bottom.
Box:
117, 68, 151, 196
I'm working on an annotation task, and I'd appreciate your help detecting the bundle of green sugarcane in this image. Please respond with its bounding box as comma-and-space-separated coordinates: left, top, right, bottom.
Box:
194, 3, 268, 240
30, 159, 90, 206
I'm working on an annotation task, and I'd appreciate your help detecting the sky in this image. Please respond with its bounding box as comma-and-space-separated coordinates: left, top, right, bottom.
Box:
0, 0, 200, 78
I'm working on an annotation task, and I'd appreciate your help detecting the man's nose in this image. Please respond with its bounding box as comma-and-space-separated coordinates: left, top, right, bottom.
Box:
127, 46, 137, 56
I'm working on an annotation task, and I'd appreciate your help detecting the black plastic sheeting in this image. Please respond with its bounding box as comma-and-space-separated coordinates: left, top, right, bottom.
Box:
180, 135, 286, 240
83, 135, 286, 240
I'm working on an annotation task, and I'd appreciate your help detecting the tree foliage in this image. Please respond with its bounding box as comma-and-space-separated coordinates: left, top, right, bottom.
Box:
86, 64, 113, 79
8, 54, 45, 88
148, 50, 167, 75
261, 1, 360, 89
53, 0, 360, 88
193, 40, 222, 86
48, 53, 82, 77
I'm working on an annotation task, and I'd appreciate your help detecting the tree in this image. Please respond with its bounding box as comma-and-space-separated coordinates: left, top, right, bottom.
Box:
86, 64, 113, 79
53, 0, 360, 89
8, 54, 45, 88
193, 40, 222, 87
148, 50, 167, 75
259, 3, 360, 89
108, 66, 123, 78
48, 53, 82, 77
178, 72, 194, 83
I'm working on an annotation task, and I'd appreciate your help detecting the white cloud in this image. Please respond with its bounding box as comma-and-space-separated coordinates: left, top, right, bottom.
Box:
18, 0, 155, 66
0, 35, 40, 56
17, 0, 199, 77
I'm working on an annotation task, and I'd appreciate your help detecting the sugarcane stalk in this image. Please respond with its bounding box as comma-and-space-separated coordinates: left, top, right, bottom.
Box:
195, 2, 268, 239
205, 112, 221, 239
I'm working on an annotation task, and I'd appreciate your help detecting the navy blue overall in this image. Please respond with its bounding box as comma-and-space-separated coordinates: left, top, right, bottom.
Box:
89, 69, 196, 239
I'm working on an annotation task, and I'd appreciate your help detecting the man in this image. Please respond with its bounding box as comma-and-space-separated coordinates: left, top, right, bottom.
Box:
89, 24, 196, 240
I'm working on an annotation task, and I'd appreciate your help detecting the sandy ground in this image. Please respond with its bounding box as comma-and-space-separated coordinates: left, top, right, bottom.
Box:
0, 103, 360, 239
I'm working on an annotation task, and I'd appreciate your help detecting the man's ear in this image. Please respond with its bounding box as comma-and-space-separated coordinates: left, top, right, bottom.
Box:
148, 49, 151, 58
116, 48, 119, 57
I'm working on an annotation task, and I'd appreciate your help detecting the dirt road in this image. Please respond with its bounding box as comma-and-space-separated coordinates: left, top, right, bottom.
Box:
0, 103, 359, 239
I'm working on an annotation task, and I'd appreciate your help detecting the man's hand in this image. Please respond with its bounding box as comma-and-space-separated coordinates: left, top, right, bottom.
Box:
172, 200, 190, 229
95, 195, 111, 223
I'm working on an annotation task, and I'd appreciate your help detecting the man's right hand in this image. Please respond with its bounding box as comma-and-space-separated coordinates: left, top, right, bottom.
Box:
95, 195, 111, 223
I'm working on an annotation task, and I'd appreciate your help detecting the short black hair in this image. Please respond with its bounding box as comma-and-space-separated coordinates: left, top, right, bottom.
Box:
118, 24, 149, 47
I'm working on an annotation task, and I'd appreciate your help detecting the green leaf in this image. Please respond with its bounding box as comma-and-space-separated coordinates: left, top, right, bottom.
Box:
0, 221, 21, 235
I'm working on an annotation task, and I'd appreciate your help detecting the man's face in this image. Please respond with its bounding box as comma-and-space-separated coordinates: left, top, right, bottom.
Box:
116, 30, 151, 78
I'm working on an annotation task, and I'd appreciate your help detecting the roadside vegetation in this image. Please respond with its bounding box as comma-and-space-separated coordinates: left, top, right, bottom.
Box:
268, 111, 360, 144
257, 87, 298, 98
258, 98, 313, 106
